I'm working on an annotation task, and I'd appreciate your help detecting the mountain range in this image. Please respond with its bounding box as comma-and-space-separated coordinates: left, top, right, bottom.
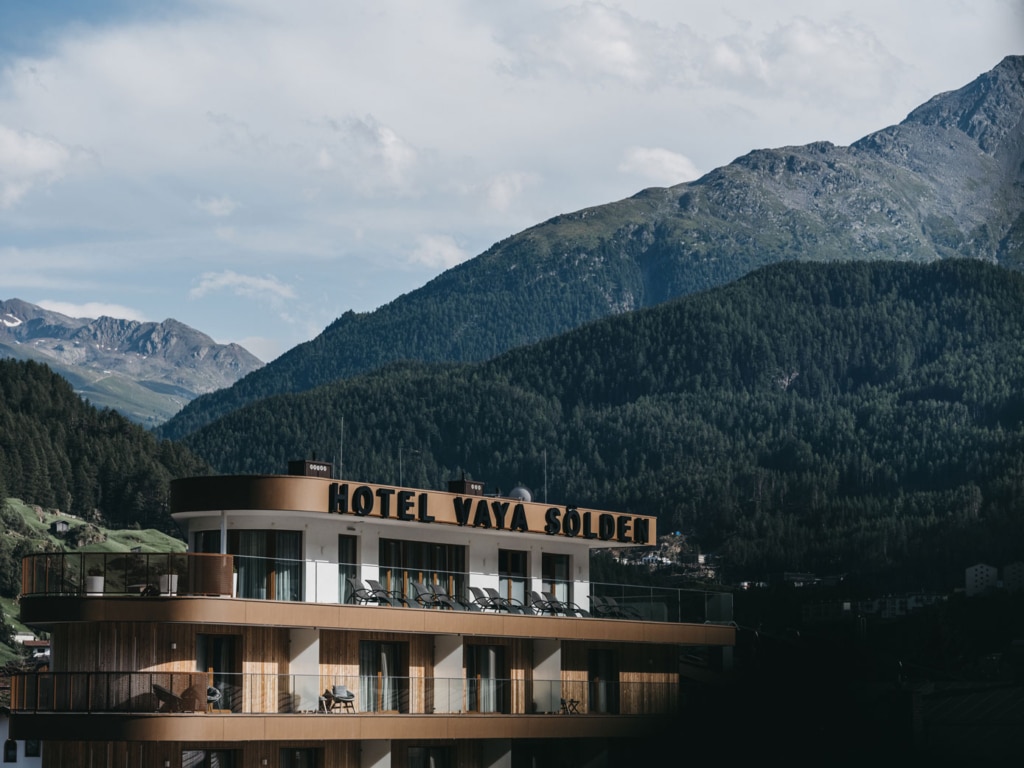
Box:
160, 54, 1024, 441
0, 299, 263, 426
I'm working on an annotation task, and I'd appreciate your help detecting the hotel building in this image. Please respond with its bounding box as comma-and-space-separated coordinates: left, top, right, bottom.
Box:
11, 461, 735, 767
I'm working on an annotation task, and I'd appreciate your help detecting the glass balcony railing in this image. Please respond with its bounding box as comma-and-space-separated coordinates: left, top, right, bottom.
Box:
20, 553, 732, 624
21, 552, 233, 598
9, 672, 679, 717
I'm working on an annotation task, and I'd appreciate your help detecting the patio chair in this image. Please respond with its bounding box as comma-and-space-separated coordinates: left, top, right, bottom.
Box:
331, 684, 356, 713
543, 591, 590, 618
529, 591, 559, 615
366, 579, 413, 607
590, 595, 617, 618
207, 686, 223, 708
411, 580, 443, 608
152, 683, 185, 713
346, 577, 376, 605
469, 586, 500, 611
432, 583, 480, 611
484, 587, 530, 614
425, 583, 468, 611
601, 595, 642, 620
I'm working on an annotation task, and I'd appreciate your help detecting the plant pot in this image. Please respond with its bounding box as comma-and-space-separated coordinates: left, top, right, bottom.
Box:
159, 574, 179, 596
85, 575, 104, 596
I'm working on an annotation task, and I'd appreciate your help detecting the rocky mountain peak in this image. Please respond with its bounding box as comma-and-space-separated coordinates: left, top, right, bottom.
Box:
0, 299, 263, 425
902, 54, 1024, 154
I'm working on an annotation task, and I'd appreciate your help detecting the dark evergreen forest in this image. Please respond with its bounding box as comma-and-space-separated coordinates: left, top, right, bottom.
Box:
176, 260, 1024, 589
0, 359, 210, 532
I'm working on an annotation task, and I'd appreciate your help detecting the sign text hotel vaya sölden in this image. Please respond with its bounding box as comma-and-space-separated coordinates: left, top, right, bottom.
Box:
327, 482, 653, 545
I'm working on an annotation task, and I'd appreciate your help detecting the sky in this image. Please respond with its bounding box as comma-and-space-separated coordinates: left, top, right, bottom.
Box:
1, 1, 1021, 362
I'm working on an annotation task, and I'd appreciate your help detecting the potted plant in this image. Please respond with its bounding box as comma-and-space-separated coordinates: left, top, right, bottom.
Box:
85, 565, 104, 596
159, 571, 179, 596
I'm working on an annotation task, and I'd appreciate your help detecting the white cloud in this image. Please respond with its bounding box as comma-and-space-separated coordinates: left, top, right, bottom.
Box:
497, 3, 696, 87
36, 300, 148, 322
409, 234, 469, 269
484, 172, 540, 213
753, 17, 905, 103
498, 4, 906, 109
196, 195, 240, 217
618, 147, 701, 186
189, 270, 296, 302
0, 124, 73, 207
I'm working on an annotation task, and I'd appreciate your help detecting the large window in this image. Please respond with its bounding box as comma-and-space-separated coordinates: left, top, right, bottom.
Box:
498, 549, 527, 605
195, 529, 303, 601
359, 641, 408, 712
379, 538, 466, 601
542, 553, 570, 604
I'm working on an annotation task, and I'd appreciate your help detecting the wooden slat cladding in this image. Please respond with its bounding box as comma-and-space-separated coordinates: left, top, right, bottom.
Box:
240, 625, 290, 714
320, 630, 434, 713
42, 740, 359, 768
51, 623, 290, 714
562, 641, 678, 715
53, 624, 284, 670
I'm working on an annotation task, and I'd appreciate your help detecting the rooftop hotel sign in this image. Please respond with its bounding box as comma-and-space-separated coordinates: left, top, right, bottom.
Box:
329, 482, 653, 544
170, 475, 655, 545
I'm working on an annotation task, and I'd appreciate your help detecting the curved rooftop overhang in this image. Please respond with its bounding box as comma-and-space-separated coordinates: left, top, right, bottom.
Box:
170, 475, 657, 549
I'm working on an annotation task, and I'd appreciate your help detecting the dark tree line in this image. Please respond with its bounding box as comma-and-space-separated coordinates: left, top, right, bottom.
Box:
0, 359, 210, 533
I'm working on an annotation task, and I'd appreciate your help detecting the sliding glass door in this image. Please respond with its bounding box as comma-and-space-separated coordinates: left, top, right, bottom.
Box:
466, 644, 506, 713
359, 641, 407, 712
195, 529, 303, 601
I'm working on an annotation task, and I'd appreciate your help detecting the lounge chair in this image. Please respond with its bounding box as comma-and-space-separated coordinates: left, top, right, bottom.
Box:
543, 591, 590, 617
346, 577, 375, 605
528, 591, 559, 615
484, 587, 530, 614
411, 581, 443, 608
152, 683, 185, 713
366, 579, 413, 607
469, 586, 500, 611
590, 595, 616, 617
432, 583, 480, 611
599, 595, 642, 620
425, 583, 467, 611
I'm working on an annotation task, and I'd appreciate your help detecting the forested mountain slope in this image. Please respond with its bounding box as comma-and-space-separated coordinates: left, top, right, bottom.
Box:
0, 359, 210, 532
180, 259, 1024, 587
160, 56, 1024, 440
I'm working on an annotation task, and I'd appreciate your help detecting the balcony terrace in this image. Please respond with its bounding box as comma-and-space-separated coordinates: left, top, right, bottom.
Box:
20, 551, 733, 626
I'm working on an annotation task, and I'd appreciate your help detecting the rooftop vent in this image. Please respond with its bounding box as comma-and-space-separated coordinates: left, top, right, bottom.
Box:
448, 476, 485, 495
288, 459, 333, 478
